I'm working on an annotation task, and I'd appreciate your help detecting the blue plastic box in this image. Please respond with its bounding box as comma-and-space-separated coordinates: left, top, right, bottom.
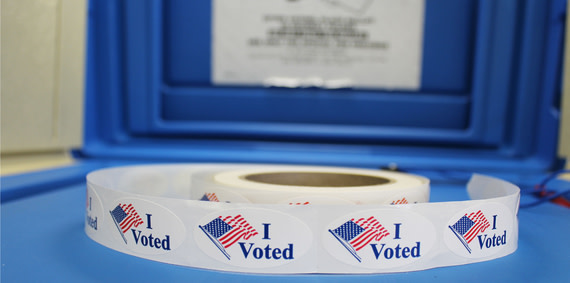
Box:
2, 0, 569, 282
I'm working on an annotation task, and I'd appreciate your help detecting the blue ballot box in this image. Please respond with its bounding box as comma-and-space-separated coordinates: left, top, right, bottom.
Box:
2, 0, 569, 282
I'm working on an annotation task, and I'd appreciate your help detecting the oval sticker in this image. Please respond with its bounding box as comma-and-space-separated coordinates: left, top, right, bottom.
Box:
444, 202, 514, 258
195, 208, 312, 268
85, 184, 104, 234
108, 198, 186, 255
323, 208, 436, 269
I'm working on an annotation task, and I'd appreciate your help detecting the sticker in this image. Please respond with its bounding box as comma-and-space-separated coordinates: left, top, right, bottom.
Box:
384, 191, 425, 205
85, 184, 104, 233
279, 195, 355, 205
193, 188, 251, 203
444, 203, 514, 258
108, 198, 185, 254
324, 208, 436, 268
117, 169, 169, 197
195, 209, 312, 268
212, 0, 425, 90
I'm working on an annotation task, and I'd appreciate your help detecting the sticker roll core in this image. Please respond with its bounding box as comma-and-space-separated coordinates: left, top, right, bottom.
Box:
85, 164, 520, 274
244, 172, 391, 187
191, 165, 430, 205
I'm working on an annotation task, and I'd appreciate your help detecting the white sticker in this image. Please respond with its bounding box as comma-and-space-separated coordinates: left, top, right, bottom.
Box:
444, 203, 515, 258
85, 185, 104, 233
279, 195, 355, 205
212, 0, 425, 90
195, 209, 312, 267
108, 198, 186, 255
324, 208, 435, 268
383, 191, 426, 205
192, 188, 252, 203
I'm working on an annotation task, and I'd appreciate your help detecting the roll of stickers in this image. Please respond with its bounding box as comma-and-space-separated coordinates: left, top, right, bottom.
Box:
85, 164, 520, 274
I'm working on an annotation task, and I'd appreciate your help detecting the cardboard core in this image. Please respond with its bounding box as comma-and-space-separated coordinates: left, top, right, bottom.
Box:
243, 172, 391, 187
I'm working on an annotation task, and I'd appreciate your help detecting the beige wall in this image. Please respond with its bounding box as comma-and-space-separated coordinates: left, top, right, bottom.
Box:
1, 0, 86, 153
1, 0, 86, 174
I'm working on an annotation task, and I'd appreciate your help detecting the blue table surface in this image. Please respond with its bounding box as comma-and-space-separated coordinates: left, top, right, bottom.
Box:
1, 166, 569, 283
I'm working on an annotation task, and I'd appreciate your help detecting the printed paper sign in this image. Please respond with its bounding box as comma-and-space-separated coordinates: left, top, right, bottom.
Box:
212, 0, 425, 90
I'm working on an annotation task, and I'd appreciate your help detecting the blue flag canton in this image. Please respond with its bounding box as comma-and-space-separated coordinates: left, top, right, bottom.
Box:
333, 221, 365, 242
203, 218, 233, 238
111, 205, 127, 223
452, 215, 475, 235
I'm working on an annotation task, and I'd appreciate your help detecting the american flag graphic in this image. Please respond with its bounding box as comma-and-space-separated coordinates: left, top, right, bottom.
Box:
329, 216, 390, 262
391, 197, 408, 205
289, 201, 310, 205
449, 210, 490, 253
110, 203, 144, 243
200, 193, 219, 202
199, 215, 258, 259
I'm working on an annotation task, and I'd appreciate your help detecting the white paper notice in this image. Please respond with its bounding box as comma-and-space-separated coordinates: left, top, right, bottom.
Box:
212, 0, 425, 90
